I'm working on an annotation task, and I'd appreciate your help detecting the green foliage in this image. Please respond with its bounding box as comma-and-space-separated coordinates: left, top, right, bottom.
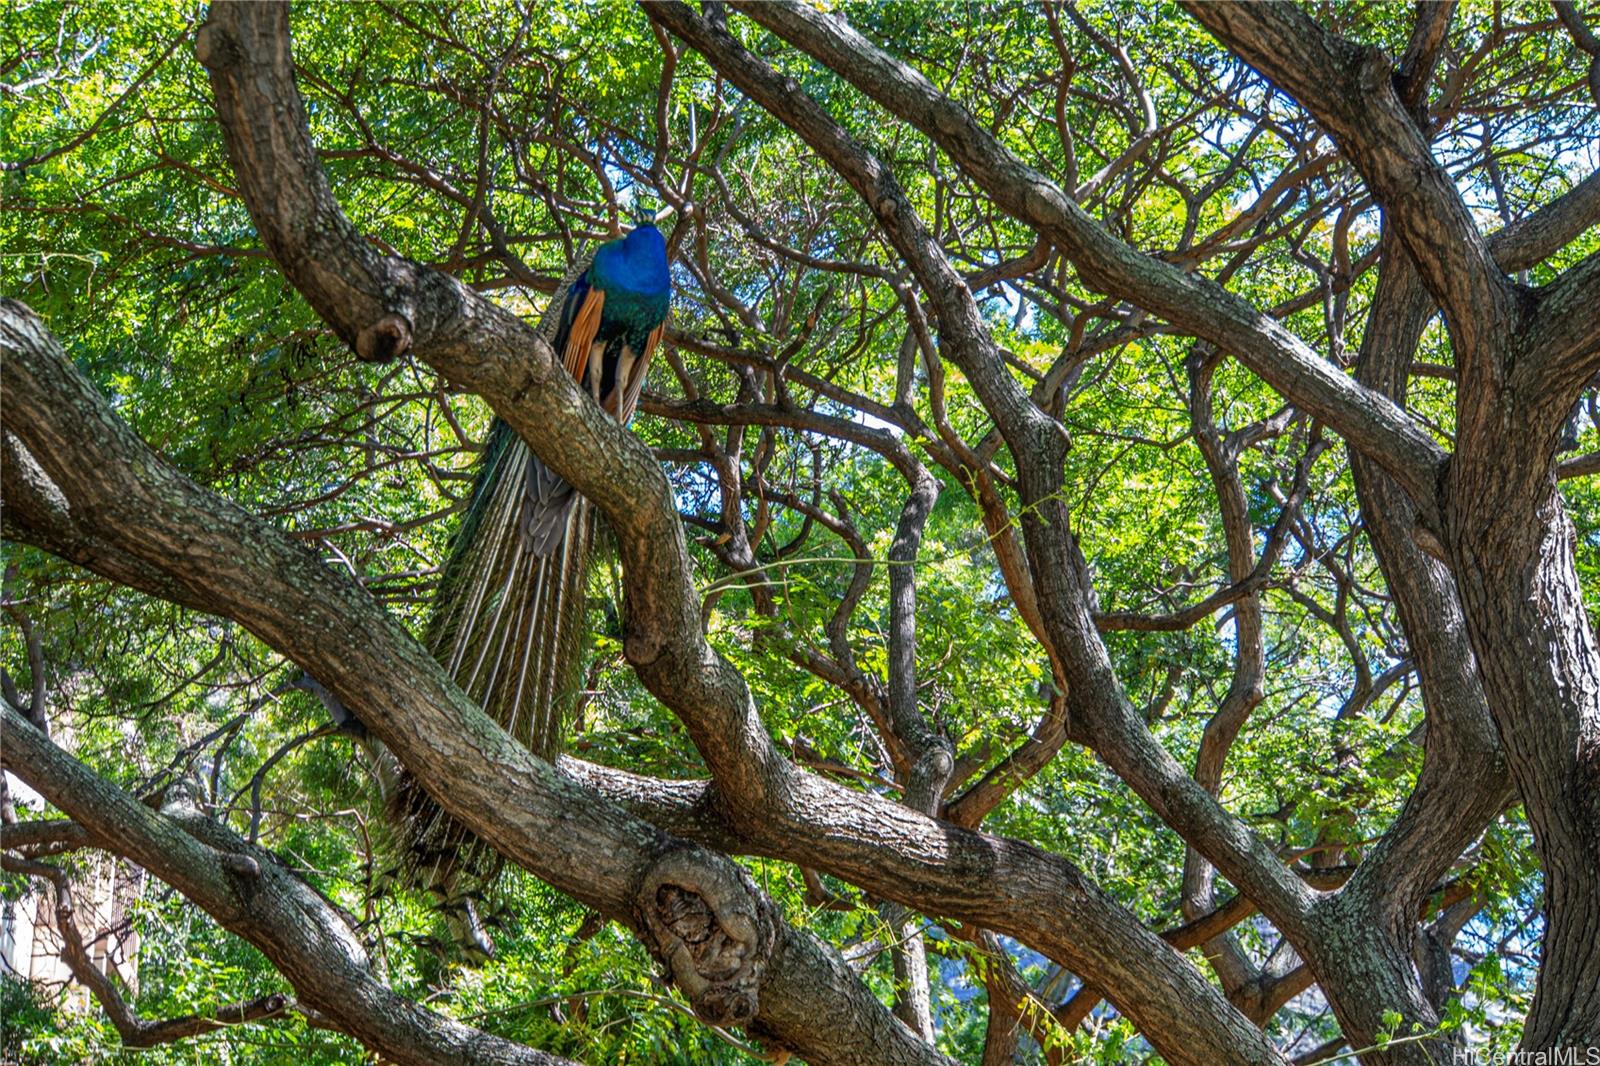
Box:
0, 975, 56, 1064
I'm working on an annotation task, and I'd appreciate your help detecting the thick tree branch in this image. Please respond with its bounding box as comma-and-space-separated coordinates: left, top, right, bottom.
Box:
2, 431, 213, 614
1520, 250, 1600, 404
0, 818, 93, 854
1488, 167, 1600, 274
1342, 240, 1511, 922
1395, 2, 1455, 119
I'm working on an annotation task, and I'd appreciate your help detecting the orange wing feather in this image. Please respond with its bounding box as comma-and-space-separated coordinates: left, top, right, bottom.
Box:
562, 287, 605, 385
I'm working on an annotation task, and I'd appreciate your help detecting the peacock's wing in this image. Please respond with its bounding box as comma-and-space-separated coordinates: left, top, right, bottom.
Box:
520, 269, 603, 557
560, 282, 605, 385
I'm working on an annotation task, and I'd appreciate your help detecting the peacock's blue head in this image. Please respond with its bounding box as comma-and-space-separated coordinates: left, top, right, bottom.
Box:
593, 223, 669, 297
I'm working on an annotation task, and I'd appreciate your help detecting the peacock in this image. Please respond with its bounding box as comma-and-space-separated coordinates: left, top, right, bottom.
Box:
325, 222, 670, 960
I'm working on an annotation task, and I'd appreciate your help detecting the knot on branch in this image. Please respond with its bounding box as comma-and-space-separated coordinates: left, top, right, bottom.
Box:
220, 853, 262, 880
193, 22, 243, 72
256, 992, 289, 1016
636, 848, 775, 1027
355, 314, 414, 363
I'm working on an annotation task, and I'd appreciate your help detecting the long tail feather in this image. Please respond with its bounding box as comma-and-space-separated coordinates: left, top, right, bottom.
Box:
425, 428, 595, 756
366, 263, 598, 961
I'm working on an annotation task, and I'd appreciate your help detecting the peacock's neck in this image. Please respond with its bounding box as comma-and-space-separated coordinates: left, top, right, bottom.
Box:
598, 286, 669, 350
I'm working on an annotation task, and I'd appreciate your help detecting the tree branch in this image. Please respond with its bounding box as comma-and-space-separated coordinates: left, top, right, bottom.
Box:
1489, 166, 1600, 274
1520, 250, 1600, 404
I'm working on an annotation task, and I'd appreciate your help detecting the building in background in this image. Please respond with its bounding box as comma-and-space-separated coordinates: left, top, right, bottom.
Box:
1, 852, 142, 1010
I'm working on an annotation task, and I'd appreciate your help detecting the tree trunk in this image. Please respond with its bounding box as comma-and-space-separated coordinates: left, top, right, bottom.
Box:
1447, 466, 1600, 1050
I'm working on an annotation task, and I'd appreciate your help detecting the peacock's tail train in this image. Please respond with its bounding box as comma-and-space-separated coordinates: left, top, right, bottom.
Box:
367, 265, 598, 962
425, 418, 595, 760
